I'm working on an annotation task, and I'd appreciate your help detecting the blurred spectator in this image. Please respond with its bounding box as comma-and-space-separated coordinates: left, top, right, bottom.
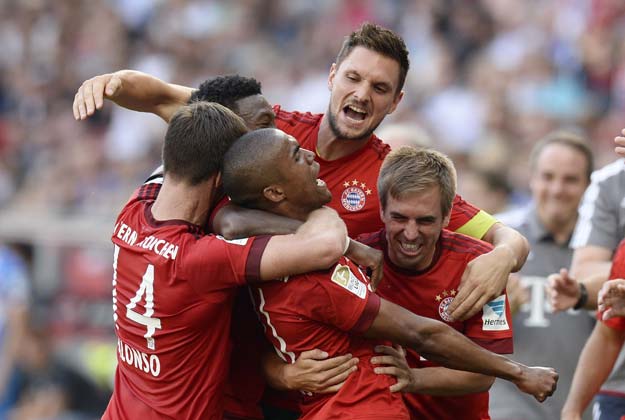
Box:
548, 156, 625, 418
375, 122, 432, 150
489, 131, 594, 420
8, 326, 109, 420
0, 245, 30, 420
458, 168, 513, 215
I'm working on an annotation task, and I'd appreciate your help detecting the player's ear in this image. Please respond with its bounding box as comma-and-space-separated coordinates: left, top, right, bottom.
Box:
442, 211, 451, 228
263, 184, 286, 203
328, 63, 337, 91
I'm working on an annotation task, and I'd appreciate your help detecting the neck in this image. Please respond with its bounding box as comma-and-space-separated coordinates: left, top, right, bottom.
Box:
151, 177, 216, 226
541, 213, 577, 246
317, 114, 370, 161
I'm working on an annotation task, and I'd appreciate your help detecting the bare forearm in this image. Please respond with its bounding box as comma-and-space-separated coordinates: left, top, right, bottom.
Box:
410, 367, 494, 396
563, 323, 623, 415
367, 300, 523, 381
482, 223, 529, 272
212, 205, 301, 239
262, 351, 292, 390
110, 70, 193, 121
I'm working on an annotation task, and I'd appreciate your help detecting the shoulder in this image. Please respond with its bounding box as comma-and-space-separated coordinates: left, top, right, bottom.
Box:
590, 159, 625, 187
273, 105, 322, 128
440, 230, 493, 258
369, 134, 392, 160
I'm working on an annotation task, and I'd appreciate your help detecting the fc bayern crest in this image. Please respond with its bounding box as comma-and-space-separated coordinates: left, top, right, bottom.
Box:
341, 179, 371, 212
436, 289, 457, 322
438, 297, 454, 322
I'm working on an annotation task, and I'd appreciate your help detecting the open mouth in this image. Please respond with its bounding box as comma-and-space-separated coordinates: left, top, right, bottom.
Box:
316, 178, 326, 188
343, 104, 367, 121
399, 241, 421, 255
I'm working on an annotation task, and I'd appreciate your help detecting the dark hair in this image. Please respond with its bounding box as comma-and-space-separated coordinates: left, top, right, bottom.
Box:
189, 75, 263, 112
163, 102, 248, 185
378, 147, 457, 217
529, 130, 594, 182
222, 129, 285, 209
336, 22, 410, 93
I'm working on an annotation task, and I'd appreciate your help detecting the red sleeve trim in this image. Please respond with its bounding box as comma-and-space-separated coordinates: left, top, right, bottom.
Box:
245, 235, 272, 283
351, 293, 381, 333
471, 337, 513, 354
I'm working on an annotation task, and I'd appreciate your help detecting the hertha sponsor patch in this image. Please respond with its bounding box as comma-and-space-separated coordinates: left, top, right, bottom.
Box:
331, 264, 367, 299
482, 295, 509, 331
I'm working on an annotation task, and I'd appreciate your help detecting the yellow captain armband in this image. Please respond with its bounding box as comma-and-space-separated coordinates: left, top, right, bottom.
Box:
454, 210, 497, 240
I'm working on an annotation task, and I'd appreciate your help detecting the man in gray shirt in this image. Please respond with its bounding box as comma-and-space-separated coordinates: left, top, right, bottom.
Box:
549, 154, 625, 419
490, 131, 595, 420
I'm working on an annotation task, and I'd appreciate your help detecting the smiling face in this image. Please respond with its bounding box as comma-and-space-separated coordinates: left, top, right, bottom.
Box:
380, 187, 450, 271
272, 131, 332, 215
530, 142, 590, 228
327, 46, 404, 141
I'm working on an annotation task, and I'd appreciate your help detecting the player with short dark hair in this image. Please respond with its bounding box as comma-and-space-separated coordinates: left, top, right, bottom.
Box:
102, 102, 352, 420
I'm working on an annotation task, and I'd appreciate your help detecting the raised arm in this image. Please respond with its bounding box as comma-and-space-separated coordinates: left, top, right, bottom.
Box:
447, 222, 529, 321
73, 70, 194, 122
364, 298, 557, 402
561, 322, 625, 419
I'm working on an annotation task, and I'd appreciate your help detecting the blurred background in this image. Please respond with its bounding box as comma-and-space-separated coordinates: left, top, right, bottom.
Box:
0, 0, 624, 418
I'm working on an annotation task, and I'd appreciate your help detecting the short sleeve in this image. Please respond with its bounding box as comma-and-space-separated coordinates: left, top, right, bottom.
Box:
181, 235, 270, 294
449, 195, 497, 239
303, 259, 380, 333
463, 292, 514, 354
571, 167, 622, 250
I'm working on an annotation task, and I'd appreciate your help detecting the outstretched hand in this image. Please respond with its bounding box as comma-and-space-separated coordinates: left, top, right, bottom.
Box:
546, 268, 580, 312
73, 73, 122, 120
598, 279, 625, 320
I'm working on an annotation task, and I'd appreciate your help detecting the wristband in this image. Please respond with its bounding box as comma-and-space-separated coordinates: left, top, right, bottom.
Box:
343, 237, 351, 255
573, 283, 588, 310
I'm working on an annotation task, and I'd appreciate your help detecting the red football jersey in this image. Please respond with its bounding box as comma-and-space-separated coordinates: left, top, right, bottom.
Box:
598, 239, 625, 331
360, 229, 513, 420
274, 106, 496, 238
103, 183, 269, 420
251, 257, 410, 420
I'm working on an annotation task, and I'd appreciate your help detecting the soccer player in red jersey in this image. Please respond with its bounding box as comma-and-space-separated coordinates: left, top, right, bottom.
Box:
561, 240, 625, 420
358, 147, 513, 420
101, 102, 355, 420
73, 23, 529, 323
218, 127, 557, 420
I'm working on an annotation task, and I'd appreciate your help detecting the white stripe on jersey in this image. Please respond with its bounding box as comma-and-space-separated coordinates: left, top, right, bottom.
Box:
257, 289, 296, 364
572, 159, 624, 248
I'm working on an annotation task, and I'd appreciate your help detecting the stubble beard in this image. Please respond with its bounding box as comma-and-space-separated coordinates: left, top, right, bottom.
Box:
327, 104, 378, 142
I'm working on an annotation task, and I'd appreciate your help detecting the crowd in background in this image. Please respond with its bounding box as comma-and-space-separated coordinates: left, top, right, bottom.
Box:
2, 0, 625, 418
